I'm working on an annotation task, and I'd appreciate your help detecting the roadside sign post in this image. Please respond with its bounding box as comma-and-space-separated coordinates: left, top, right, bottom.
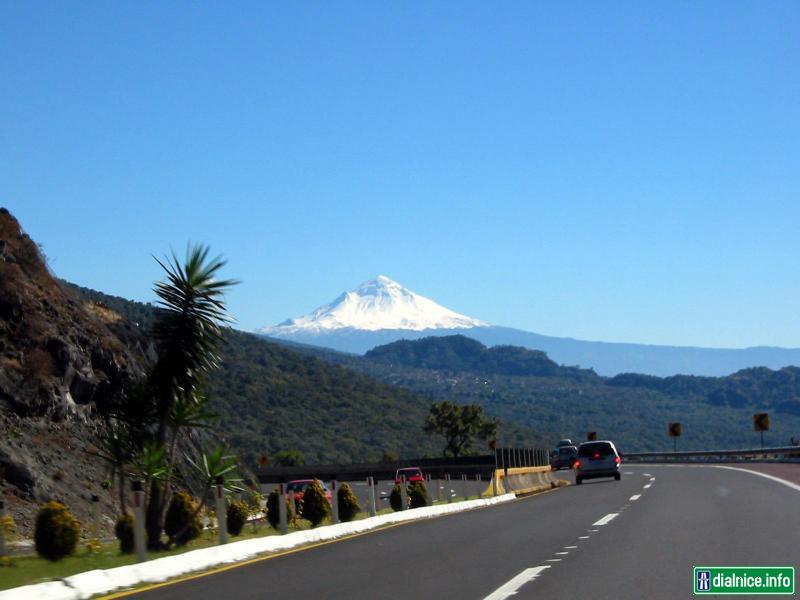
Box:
214, 477, 228, 545
330, 480, 339, 524
754, 413, 769, 448
278, 484, 288, 534
131, 480, 147, 563
367, 477, 377, 517
668, 422, 682, 453
399, 475, 407, 511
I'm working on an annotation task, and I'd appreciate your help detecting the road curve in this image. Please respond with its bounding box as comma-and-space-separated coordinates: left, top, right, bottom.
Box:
114, 465, 800, 600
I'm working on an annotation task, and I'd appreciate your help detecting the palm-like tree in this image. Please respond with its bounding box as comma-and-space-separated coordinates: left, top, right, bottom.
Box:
144, 245, 238, 549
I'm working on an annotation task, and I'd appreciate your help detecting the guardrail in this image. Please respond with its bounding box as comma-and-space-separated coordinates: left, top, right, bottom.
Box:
621, 445, 800, 463
256, 447, 549, 484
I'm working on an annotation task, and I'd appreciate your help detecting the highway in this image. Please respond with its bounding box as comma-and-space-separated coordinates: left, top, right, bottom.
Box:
118, 465, 799, 600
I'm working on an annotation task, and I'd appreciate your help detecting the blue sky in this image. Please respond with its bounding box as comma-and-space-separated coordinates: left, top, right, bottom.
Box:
2, 2, 798, 348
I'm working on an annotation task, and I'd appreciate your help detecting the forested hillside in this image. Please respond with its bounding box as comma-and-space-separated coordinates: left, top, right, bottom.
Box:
67, 284, 548, 463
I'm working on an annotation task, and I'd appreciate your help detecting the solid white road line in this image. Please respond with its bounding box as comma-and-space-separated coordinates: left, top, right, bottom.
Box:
629, 494, 641, 501
592, 513, 619, 526
713, 466, 800, 493
483, 566, 551, 600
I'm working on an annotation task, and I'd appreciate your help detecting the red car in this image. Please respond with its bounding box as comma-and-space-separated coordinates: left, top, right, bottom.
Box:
394, 467, 424, 484
286, 479, 333, 505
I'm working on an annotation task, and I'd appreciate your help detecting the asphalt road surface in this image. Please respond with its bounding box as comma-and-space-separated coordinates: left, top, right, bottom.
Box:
121, 465, 799, 600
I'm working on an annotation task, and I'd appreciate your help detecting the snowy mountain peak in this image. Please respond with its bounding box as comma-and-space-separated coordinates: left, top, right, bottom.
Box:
259, 276, 489, 335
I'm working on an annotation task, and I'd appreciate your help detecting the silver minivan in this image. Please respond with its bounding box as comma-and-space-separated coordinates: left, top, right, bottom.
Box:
574, 440, 621, 484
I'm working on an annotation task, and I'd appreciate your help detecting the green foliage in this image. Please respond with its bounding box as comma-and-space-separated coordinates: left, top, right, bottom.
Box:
266, 489, 294, 529
336, 483, 360, 522
408, 482, 429, 508
226, 500, 249, 537
300, 480, 330, 527
34, 501, 80, 561
114, 513, 135, 554
380, 451, 399, 463
389, 484, 404, 512
424, 401, 499, 458
272, 450, 305, 466
164, 492, 202, 546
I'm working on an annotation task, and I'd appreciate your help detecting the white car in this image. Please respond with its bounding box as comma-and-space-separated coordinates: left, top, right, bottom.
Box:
574, 441, 621, 484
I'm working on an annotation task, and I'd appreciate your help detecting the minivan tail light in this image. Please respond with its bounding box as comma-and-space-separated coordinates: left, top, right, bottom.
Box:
614, 456, 621, 464
574, 460, 581, 469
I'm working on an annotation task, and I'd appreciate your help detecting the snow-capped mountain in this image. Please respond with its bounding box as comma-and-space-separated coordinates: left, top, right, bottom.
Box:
259, 275, 488, 335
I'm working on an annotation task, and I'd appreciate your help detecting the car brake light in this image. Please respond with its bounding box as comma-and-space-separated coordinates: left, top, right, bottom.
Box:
574, 460, 581, 469
614, 456, 621, 464
593, 452, 600, 459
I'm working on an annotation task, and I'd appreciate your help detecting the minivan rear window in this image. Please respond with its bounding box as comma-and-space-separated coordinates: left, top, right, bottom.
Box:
578, 442, 614, 457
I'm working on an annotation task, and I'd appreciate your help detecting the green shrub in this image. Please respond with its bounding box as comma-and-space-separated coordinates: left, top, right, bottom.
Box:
300, 480, 330, 527
389, 484, 405, 512
266, 489, 294, 530
34, 501, 80, 561
164, 491, 202, 546
226, 499, 249, 537
408, 482, 429, 508
337, 483, 360, 522
114, 513, 135, 554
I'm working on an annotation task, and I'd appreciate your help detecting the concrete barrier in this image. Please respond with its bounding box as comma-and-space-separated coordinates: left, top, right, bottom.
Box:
487, 466, 564, 497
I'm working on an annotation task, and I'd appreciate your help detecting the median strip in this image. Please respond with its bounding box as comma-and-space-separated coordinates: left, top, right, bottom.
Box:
0, 494, 516, 600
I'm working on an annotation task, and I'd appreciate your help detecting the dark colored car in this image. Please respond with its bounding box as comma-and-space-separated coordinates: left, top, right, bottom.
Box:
574, 441, 621, 484
551, 445, 578, 470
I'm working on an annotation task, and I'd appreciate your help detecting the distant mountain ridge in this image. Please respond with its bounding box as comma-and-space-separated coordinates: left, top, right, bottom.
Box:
257, 277, 800, 377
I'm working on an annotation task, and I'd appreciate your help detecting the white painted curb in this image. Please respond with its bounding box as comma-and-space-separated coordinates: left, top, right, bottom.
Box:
0, 494, 516, 600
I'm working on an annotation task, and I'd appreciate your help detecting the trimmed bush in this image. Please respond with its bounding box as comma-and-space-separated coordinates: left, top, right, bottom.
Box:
34, 501, 80, 561
227, 499, 249, 537
164, 491, 202, 546
300, 479, 330, 527
408, 482, 430, 508
337, 482, 360, 522
389, 484, 404, 512
266, 489, 294, 529
114, 513, 135, 554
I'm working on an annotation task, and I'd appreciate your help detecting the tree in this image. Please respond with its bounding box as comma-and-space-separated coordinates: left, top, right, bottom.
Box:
272, 450, 305, 466
423, 401, 499, 458
143, 245, 238, 549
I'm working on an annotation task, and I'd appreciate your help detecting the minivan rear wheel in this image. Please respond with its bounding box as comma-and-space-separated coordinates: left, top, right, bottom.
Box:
614, 473, 621, 481
576, 476, 582, 485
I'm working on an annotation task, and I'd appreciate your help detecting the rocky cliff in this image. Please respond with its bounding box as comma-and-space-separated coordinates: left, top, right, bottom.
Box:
0, 207, 147, 535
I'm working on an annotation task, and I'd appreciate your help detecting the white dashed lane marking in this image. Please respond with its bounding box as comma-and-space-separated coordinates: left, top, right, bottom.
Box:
629, 494, 641, 501
483, 566, 551, 600
643, 484, 652, 489
592, 513, 619, 526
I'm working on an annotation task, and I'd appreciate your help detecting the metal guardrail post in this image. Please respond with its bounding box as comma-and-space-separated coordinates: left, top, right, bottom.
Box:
446, 474, 452, 503
331, 480, 339, 524
461, 474, 468, 500
279, 484, 288, 534
214, 477, 228, 545
131, 480, 147, 563
367, 477, 377, 517
0, 499, 6, 557
399, 475, 407, 511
